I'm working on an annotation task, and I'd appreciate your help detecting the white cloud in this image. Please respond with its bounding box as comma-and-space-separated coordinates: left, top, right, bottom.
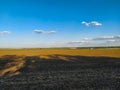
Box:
93, 36, 114, 40
82, 38, 92, 41
107, 39, 120, 43
81, 21, 90, 27
91, 21, 102, 26
34, 29, 56, 34
68, 40, 91, 44
68, 41, 82, 44
46, 31, 56, 34
82, 21, 102, 27
34, 30, 44, 33
107, 40, 116, 43
0, 31, 11, 35
93, 35, 120, 40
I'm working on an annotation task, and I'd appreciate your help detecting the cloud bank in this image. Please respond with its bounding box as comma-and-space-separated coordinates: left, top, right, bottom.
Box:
81, 21, 102, 27
34, 30, 56, 34
93, 35, 120, 40
68, 35, 120, 47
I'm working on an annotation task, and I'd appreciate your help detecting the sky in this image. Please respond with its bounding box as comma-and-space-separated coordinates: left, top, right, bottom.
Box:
0, 0, 120, 48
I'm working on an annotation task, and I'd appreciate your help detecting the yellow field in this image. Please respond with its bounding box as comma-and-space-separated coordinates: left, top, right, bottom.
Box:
0, 48, 120, 58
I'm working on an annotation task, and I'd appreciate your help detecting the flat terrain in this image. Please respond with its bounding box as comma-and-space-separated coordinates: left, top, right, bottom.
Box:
0, 48, 120, 58
0, 48, 120, 90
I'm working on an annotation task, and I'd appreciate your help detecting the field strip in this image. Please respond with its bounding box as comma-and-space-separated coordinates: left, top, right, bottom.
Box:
0, 49, 120, 58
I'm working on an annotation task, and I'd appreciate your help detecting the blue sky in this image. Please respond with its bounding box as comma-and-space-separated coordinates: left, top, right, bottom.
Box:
0, 0, 120, 48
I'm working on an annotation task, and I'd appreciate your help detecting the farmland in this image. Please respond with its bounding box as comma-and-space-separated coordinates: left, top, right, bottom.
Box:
0, 48, 120, 58
0, 48, 120, 90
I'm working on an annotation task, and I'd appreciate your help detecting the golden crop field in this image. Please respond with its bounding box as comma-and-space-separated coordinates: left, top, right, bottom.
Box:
0, 48, 120, 58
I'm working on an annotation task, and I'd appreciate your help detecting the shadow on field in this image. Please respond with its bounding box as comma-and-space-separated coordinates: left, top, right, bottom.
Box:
0, 55, 120, 77
0, 55, 120, 90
